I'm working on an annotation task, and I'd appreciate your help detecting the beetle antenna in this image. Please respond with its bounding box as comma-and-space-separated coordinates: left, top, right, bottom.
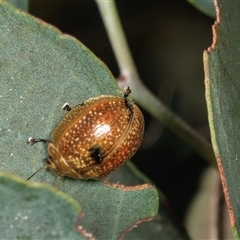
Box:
123, 86, 134, 112
62, 103, 71, 111
27, 164, 49, 180
27, 137, 50, 145
123, 86, 131, 98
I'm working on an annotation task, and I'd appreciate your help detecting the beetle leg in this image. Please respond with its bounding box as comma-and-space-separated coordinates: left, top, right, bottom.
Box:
55, 176, 62, 189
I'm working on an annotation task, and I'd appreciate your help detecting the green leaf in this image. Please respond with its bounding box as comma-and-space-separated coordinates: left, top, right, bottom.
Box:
0, 173, 86, 239
0, 1, 158, 239
108, 163, 190, 239
187, 0, 215, 18
6, 0, 28, 11
204, 0, 240, 238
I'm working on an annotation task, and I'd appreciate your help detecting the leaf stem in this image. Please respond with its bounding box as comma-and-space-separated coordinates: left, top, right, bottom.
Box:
96, 0, 216, 167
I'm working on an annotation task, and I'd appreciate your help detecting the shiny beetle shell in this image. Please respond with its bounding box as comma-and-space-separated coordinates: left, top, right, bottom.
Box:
47, 95, 144, 179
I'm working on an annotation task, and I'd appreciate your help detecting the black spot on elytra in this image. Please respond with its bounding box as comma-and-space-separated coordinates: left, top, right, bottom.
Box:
89, 146, 103, 164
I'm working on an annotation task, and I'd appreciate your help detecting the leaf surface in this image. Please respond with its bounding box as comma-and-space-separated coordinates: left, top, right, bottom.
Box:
0, 173, 86, 239
0, 1, 158, 239
204, 0, 240, 237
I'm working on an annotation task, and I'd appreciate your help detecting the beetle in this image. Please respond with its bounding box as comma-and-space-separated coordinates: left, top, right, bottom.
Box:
27, 87, 144, 180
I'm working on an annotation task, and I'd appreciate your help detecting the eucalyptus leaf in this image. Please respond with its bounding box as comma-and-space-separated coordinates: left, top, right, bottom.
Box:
204, 0, 240, 238
0, 173, 86, 239
187, 0, 215, 18
0, 1, 158, 239
7, 0, 28, 11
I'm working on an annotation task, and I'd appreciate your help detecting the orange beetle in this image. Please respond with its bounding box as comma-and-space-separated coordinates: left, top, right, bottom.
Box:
27, 87, 144, 180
